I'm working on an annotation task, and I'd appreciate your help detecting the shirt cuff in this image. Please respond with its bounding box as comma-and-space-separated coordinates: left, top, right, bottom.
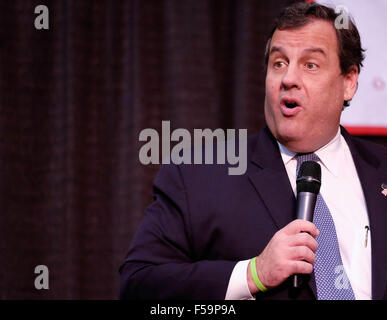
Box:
225, 259, 255, 300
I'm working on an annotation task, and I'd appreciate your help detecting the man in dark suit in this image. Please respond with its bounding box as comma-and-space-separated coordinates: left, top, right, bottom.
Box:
119, 2, 387, 299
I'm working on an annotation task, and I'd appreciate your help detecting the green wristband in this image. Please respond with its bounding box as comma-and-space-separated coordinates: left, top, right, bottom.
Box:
250, 257, 268, 292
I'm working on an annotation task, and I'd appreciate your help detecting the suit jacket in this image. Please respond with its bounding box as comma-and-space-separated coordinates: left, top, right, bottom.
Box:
119, 126, 387, 300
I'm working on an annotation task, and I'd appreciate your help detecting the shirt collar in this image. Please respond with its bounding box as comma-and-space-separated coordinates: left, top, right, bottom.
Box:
277, 128, 342, 177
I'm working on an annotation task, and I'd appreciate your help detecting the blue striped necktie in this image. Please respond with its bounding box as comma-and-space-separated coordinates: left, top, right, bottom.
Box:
296, 153, 355, 300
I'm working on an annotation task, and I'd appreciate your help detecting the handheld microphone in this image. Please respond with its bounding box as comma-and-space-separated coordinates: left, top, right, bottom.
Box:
293, 160, 321, 288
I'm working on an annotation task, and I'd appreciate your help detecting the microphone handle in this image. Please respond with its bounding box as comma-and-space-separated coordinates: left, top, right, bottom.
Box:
293, 274, 300, 288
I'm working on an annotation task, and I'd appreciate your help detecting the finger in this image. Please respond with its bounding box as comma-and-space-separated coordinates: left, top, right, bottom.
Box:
291, 260, 314, 275
285, 219, 319, 238
289, 232, 318, 252
289, 246, 316, 265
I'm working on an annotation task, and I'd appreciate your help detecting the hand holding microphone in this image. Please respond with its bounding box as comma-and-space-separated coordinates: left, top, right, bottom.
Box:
247, 161, 321, 295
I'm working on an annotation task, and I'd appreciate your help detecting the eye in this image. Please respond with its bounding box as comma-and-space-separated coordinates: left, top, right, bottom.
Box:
273, 61, 287, 69
305, 62, 318, 70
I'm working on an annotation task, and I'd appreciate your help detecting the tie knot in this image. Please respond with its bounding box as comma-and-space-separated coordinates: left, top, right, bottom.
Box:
296, 153, 320, 174
296, 152, 320, 163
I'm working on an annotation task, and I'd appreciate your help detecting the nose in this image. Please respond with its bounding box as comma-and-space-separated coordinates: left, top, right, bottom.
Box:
281, 63, 301, 91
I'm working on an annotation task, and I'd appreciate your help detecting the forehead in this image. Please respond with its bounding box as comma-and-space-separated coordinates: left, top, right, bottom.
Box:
270, 19, 338, 56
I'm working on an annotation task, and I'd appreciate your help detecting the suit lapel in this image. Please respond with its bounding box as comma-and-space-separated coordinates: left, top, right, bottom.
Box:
342, 127, 387, 300
248, 127, 296, 230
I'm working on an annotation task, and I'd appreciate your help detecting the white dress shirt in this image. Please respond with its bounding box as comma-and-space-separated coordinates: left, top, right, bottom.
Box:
225, 129, 372, 300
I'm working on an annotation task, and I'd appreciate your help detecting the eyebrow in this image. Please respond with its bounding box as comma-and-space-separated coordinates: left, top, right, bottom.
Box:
269, 46, 327, 58
269, 46, 285, 56
302, 47, 327, 57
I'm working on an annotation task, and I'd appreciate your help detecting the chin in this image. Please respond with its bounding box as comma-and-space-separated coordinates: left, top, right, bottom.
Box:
274, 126, 314, 152
275, 124, 303, 143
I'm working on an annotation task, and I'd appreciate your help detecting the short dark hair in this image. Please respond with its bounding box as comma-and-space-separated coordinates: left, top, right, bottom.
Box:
264, 2, 365, 76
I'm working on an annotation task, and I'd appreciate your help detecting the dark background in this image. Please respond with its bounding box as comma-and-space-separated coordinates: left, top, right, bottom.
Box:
0, 0, 386, 299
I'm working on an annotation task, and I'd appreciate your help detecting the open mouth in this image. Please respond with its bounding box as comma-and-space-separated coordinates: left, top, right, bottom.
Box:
280, 98, 302, 116
284, 101, 299, 109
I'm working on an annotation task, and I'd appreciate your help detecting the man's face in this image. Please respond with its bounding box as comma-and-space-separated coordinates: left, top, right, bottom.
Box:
264, 19, 358, 153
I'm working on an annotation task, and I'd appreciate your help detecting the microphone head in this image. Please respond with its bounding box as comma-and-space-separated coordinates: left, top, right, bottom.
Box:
296, 161, 321, 194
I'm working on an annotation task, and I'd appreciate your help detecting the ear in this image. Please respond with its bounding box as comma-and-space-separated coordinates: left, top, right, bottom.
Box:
343, 65, 359, 101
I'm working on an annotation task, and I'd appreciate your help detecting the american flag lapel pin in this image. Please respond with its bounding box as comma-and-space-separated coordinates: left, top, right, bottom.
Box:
382, 183, 387, 197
